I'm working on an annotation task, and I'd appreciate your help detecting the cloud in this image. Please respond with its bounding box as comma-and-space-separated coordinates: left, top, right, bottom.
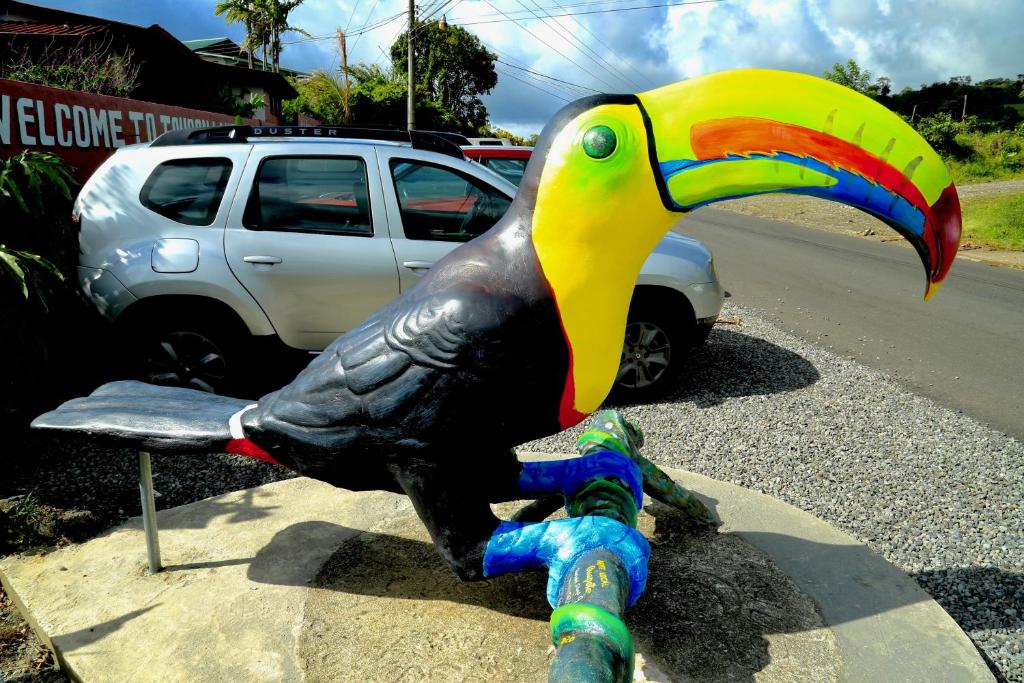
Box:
30, 0, 1024, 134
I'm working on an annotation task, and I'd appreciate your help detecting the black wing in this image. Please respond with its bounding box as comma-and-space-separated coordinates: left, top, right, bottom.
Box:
30, 381, 251, 453
242, 285, 533, 467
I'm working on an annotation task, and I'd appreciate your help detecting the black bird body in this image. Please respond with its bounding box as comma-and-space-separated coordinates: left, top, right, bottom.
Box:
244, 215, 568, 488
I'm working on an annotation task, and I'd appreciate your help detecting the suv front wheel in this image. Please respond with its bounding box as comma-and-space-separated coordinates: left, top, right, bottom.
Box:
612, 292, 708, 401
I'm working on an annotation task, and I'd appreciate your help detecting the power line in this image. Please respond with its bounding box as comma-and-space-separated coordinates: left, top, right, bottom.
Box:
348, 0, 386, 53
344, 0, 364, 33
288, 0, 726, 45
479, 0, 621, 91
519, 0, 642, 90
495, 57, 599, 96
496, 65, 572, 102
543, 0, 658, 89
451, 0, 726, 26
283, 10, 406, 44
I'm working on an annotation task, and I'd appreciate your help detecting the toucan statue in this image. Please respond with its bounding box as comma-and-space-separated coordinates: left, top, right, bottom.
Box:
33, 70, 961, 614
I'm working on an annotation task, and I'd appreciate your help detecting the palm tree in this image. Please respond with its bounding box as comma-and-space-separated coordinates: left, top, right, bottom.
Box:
214, 0, 258, 69
267, 0, 310, 73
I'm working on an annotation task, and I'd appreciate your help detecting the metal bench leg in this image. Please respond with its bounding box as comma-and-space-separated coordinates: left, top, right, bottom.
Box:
138, 451, 162, 573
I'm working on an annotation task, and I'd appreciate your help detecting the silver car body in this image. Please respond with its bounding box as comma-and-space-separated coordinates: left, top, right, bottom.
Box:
75, 138, 723, 351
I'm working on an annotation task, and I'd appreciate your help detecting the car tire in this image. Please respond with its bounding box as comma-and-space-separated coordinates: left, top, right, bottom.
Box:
129, 317, 247, 395
611, 294, 704, 401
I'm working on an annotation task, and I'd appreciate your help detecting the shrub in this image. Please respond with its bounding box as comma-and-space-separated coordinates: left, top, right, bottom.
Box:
1, 36, 139, 97
913, 113, 973, 158
0, 152, 114, 438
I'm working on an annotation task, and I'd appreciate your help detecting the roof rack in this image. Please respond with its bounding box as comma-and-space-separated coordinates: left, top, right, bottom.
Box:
150, 125, 466, 159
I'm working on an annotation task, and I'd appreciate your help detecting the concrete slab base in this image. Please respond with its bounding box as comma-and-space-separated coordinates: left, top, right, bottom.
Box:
1, 461, 992, 682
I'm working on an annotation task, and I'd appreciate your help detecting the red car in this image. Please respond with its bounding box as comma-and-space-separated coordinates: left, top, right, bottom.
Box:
461, 146, 533, 186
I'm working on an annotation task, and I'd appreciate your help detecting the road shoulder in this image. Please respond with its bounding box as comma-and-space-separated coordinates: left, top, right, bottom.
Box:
716, 190, 1024, 270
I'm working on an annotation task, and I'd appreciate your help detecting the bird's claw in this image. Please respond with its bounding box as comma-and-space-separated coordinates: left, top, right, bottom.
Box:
579, 410, 719, 527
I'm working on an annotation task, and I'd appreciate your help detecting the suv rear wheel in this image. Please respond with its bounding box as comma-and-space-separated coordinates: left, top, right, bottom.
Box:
120, 302, 250, 396
143, 328, 232, 394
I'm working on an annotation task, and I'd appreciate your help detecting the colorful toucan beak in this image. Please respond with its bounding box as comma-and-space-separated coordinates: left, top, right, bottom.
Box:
637, 69, 961, 299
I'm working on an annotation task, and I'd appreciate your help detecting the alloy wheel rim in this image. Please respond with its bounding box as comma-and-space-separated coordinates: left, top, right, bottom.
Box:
146, 331, 227, 393
616, 321, 672, 389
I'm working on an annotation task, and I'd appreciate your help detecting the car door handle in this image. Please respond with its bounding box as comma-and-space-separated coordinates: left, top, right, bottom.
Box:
243, 255, 283, 265
402, 260, 434, 272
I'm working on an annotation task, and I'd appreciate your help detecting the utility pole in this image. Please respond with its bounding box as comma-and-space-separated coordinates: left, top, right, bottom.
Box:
407, 0, 416, 130
337, 29, 351, 124
961, 94, 968, 121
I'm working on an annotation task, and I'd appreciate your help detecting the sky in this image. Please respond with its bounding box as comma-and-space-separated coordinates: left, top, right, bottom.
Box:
32, 0, 1024, 136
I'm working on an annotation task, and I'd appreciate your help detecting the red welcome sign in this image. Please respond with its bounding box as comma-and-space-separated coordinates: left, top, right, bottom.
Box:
0, 78, 263, 182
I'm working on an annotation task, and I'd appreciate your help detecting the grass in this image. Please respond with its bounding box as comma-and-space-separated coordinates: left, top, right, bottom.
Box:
946, 129, 1024, 184
960, 193, 1024, 250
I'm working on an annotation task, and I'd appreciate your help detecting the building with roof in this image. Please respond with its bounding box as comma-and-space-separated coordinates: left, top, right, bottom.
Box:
0, 1, 297, 121
183, 37, 307, 80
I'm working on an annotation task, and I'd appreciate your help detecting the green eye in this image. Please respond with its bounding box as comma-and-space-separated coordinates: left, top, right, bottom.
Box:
582, 125, 617, 159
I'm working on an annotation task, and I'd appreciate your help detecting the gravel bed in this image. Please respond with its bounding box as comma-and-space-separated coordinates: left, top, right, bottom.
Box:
3, 302, 1020, 680
525, 302, 1023, 681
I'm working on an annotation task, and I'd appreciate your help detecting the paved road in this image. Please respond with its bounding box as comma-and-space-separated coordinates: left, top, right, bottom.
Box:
676, 208, 1024, 441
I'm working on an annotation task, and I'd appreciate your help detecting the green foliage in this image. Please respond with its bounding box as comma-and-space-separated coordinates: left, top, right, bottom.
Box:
960, 193, 1024, 250
888, 76, 1023, 130
945, 129, 1024, 183
913, 112, 974, 158
1, 37, 139, 97
283, 72, 345, 124
390, 22, 497, 132
284, 64, 455, 129
0, 153, 99, 434
215, 0, 309, 73
823, 59, 890, 98
477, 127, 538, 147
211, 86, 256, 118
0, 494, 46, 551
0, 152, 76, 304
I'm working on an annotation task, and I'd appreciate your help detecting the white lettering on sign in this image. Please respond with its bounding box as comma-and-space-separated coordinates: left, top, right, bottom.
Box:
71, 105, 89, 147
54, 103, 72, 147
0, 95, 9, 145
128, 110, 144, 140
88, 108, 110, 147
144, 113, 156, 140
159, 114, 171, 132
16, 97, 35, 145
36, 100, 55, 146
108, 110, 124, 148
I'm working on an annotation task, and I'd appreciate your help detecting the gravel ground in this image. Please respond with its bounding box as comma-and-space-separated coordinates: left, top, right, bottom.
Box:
526, 303, 1023, 681
2, 303, 1021, 680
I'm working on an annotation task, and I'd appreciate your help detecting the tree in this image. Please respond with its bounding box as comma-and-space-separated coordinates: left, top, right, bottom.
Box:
216, 0, 308, 72
822, 59, 892, 99
824, 59, 874, 93
282, 73, 345, 124
477, 126, 535, 146
390, 22, 497, 132
214, 0, 259, 69
267, 0, 309, 73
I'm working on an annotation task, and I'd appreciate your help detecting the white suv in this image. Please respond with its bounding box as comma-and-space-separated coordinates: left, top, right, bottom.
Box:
74, 126, 723, 398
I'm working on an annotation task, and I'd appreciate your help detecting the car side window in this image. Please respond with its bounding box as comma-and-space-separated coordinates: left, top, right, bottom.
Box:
244, 156, 373, 236
140, 158, 232, 226
483, 158, 528, 186
390, 159, 511, 242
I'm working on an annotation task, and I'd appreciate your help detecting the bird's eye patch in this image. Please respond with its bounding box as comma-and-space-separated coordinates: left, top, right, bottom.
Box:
582, 125, 617, 159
